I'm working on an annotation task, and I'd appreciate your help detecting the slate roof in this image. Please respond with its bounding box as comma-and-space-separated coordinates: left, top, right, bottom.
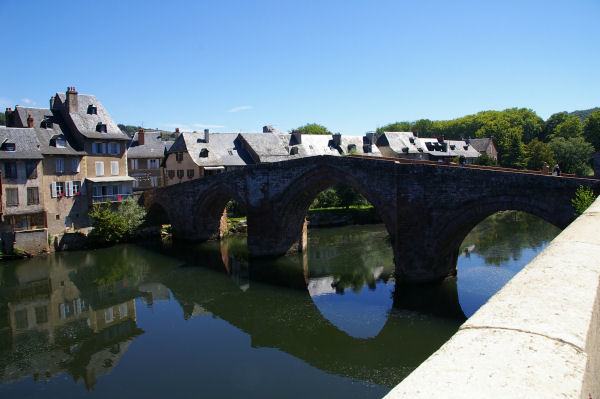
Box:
469, 138, 494, 153
56, 93, 130, 141
0, 127, 43, 159
376, 132, 479, 159
239, 133, 290, 162
33, 128, 86, 156
127, 131, 170, 159
168, 132, 252, 167
376, 132, 424, 155
339, 135, 381, 156
446, 140, 481, 159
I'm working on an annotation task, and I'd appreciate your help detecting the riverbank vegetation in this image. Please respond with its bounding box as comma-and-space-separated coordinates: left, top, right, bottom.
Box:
88, 198, 146, 246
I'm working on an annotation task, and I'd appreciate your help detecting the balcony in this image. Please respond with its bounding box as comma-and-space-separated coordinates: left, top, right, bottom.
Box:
92, 193, 133, 204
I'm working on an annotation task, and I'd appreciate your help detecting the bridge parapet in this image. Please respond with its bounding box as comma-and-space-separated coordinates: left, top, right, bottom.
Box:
383, 196, 600, 398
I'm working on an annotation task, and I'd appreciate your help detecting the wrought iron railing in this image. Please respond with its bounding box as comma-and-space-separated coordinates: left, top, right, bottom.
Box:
92, 193, 133, 203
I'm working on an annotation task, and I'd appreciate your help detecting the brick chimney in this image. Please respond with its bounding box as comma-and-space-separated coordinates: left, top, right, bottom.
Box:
175, 128, 180, 134
27, 114, 34, 128
332, 132, 342, 147
49, 96, 55, 110
138, 128, 145, 146
204, 129, 210, 143
66, 86, 78, 114
5, 108, 13, 126
292, 129, 302, 145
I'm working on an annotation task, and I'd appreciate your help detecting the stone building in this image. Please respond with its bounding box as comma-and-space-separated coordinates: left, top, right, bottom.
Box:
0, 127, 48, 254
164, 129, 251, 186
51, 87, 133, 204
127, 129, 172, 191
469, 137, 498, 161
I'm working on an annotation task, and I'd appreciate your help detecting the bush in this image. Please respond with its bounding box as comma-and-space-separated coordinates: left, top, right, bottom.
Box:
571, 185, 597, 216
88, 199, 146, 245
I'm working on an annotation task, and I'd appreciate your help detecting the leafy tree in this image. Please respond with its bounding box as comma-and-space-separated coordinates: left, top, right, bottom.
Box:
296, 123, 331, 135
500, 130, 526, 169
376, 121, 413, 135
473, 153, 497, 166
311, 188, 339, 209
525, 138, 555, 171
335, 185, 367, 208
413, 119, 434, 137
0, 113, 5, 126
571, 185, 597, 216
551, 116, 583, 140
583, 111, 600, 151
118, 124, 143, 137
548, 136, 594, 176
88, 199, 146, 245
541, 112, 569, 142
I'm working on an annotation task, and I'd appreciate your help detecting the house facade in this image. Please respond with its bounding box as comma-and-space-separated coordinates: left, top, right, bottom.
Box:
127, 129, 171, 191
469, 137, 498, 161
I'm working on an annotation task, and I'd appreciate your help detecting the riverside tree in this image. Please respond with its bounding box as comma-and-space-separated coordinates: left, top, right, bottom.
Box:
89, 198, 146, 245
583, 111, 600, 151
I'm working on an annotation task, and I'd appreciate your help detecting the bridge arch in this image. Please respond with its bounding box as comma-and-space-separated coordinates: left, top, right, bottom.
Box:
191, 182, 248, 241
273, 162, 396, 255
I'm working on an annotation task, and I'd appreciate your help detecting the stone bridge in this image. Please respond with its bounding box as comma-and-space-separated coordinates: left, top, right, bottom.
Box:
142, 155, 600, 282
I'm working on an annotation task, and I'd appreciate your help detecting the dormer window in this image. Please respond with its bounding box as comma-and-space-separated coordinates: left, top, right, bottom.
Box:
88, 105, 98, 115
200, 149, 209, 157
96, 123, 107, 133
42, 117, 53, 128
1, 142, 15, 151
50, 135, 67, 148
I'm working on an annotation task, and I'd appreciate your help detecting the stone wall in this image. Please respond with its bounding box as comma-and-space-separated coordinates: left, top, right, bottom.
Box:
383, 196, 600, 399
5, 229, 49, 255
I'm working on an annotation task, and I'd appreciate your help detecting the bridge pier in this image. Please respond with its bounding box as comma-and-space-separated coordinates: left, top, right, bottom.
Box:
246, 211, 307, 258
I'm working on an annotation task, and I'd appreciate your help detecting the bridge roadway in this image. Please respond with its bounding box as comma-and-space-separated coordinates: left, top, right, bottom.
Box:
143, 155, 600, 283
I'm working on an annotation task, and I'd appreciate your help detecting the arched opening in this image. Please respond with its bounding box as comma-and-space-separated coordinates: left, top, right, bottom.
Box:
278, 168, 396, 338
454, 210, 561, 317
146, 202, 170, 226
192, 185, 248, 242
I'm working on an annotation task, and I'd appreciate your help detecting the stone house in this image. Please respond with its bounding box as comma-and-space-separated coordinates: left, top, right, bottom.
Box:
0, 127, 48, 254
127, 129, 172, 191
164, 130, 251, 186
51, 87, 134, 204
7, 105, 88, 235
469, 137, 498, 161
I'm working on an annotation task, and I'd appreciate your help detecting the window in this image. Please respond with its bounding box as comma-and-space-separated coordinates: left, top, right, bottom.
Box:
119, 303, 128, 318
105, 307, 114, 323
187, 169, 194, 178
96, 123, 107, 133
26, 161, 38, 179
150, 176, 158, 187
87, 104, 97, 114
56, 138, 66, 148
175, 152, 183, 162
14, 309, 28, 329
177, 169, 184, 179
71, 181, 81, 196
51, 182, 65, 198
132, 178, 139, 188
109, 142, 120, 155
35, 306, 48, 324
56, 158, 64, 173
131, 159, 138, 169
168, 170, 175, 179
1, 142, 15, 151
27, 187, 39, 205
96, 162, 105, 176
4, 162, 17, 179
92, 142, 106, 154
200, 148, 209, 157
6, 188, 18, 206
72, 158, 80, 173
110, 161, 119, 175
149, 159, 159, 169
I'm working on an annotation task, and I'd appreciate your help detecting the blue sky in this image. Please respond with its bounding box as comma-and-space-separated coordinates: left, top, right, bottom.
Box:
1, 0, 598, 135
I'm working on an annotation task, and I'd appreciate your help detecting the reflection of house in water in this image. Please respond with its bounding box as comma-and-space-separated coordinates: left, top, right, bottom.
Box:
0, 261, 143, 389
307, 266, 385, 296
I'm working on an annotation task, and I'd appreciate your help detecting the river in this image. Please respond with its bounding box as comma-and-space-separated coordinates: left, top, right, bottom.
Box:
0, 211, 560, 398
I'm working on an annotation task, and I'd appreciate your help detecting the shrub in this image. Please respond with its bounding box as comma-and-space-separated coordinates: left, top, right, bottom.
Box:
88, 199, 146, 245
571, 185, 597, 216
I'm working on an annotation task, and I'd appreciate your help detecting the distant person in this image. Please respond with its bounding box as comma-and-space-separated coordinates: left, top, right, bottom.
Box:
552, 163, 561, 176
542, 162, 550, 174
459, 155, 466, 167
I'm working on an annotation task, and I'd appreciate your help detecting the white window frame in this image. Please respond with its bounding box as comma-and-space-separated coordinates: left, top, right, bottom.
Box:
95, 161, 105, 176
131, 159, 138, 169
110, 161, 119, 176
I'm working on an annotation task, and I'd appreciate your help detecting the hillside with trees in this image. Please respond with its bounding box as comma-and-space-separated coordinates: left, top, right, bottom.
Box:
377, 107, 600, 175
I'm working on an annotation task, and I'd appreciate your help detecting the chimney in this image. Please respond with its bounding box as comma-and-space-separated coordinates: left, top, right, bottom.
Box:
27, 114, 34, 128
175, 128, 180, 134
332, 132, 342, 147
66, 86, 78, 114
138, 128, 145, 146
292, 129, 302, 145
263, 125, 274, 133
204, 129, 210, 143
365, 132, 375, 145
49, 96, 55, 110
5, 108, 12, 127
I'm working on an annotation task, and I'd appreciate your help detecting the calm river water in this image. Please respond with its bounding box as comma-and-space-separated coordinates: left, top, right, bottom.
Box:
0, 211, 559, 398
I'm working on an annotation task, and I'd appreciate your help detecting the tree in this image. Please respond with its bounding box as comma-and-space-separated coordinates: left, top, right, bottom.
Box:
88, 198, 146, 245
525, 138, 555, 171
296, 123, 331, 135
583, 111, 600, 151
413, 119, 434, 137
541, 112, 569, 142
500, 130, 526, 169
334, 184, 367, 208
548, 136, 594, 176
0, 112, 5, 126
571, 185, 597, 216
551, 116, 583, 140
473, 153, 497, 166
376, 121, 413, 135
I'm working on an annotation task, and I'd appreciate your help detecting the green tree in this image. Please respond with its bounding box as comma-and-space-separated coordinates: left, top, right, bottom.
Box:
571, 185, 597, 216
334, 184, 367, 208
525, 138, 555, 171
376, 121, 413, 135
88, 199, 146, 245
473, 153, 497, 166
583, 111, 600, 151
0, 112, 5, 126
551, 116, 583, 140
549, 136, 594, 175
296, 123, 331, 135
412, 119, 434, 137
500, 130, 526, 169
541, 112, 569, 142
117, 198, 146, 236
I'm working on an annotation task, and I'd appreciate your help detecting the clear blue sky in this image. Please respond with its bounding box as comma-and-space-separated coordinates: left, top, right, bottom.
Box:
1, 0, 598, 135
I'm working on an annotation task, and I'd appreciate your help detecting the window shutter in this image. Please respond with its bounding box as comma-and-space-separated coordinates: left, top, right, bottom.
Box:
51, 182, 57, 198
96, 162, 104, 176
102, 143, 107, 154
72, 158, 80, 173
67, 181, 73, 197
111, 161, 119, 175
116, 143, 121, 153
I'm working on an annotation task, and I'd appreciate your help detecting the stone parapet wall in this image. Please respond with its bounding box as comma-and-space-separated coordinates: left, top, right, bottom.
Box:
383, 197, 600, 399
